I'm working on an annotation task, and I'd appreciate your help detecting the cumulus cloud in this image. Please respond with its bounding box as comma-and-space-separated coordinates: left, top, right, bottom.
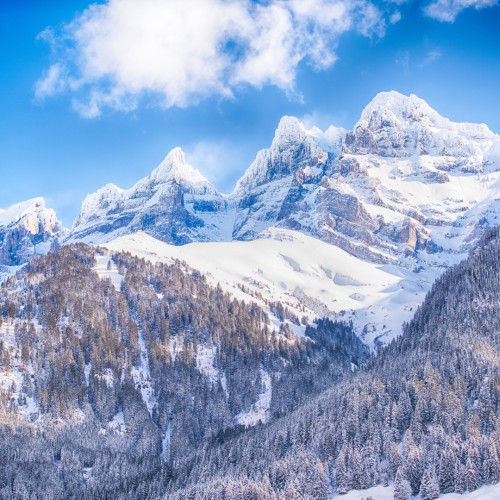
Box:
424, 0, 498, 22
37, 0, 387, 117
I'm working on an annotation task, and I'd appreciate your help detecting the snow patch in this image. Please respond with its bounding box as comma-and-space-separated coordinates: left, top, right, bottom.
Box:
131, 329, 157, 417
332, 482, 500, 500
108, 411, 125, 434
235, 369, 271, 427
94, 253, 123, 291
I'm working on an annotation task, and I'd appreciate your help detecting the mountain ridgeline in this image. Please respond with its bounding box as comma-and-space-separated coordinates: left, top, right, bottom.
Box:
3, 91, 499, 272
68, 92, 500, 273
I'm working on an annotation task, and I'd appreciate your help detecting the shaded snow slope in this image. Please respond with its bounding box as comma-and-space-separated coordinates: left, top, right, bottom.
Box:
103, 228, 439, 346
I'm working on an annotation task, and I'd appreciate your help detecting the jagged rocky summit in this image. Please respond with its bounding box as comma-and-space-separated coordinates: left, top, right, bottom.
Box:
70, 147, 229, 245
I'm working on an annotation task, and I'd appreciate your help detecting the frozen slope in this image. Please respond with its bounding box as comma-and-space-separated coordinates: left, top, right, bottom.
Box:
103, 229, 439, 346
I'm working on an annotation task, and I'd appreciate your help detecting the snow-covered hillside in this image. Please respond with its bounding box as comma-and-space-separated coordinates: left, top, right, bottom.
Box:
104, 228, 439, 346
331, 482, 500, 500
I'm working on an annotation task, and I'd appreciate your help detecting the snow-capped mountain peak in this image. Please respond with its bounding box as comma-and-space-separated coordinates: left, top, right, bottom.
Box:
233, 116, 344, 198
273, 115, 308, 144
345, 90, 499, 162
0, 197, 64, 266
0, 197, 59, 234
70, 146, 228, 245
359, 91, 439, 124
72, 184, 124, 231
149, 147, 208, 185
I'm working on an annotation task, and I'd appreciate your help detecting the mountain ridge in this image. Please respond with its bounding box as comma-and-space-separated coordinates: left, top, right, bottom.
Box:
67, 91, 500, 259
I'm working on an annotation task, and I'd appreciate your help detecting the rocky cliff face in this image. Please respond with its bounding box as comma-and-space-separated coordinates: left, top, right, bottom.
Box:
0, 197, 64, 266
231, 116, 345, 241
68, 91, 500, 271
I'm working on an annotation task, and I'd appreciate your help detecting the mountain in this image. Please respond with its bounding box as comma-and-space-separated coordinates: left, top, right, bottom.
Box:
64, 91, 500, 343
231, 115, 345, 241
1, 92, 500, 499
233, 91, 500, 266
0, 197, 64, 266
70, 147, 230, 245
2, 92, 499, 342
70, 92, 500, 270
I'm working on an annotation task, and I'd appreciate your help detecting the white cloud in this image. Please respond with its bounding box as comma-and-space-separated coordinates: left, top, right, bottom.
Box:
299, 110, 337, 131
389, 11, 402, 23
37, 0, 389, 117
424, 0, 498, 22
34, 63, 66, 101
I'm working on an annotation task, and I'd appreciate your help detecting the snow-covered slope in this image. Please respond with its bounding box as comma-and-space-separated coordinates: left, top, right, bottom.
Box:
70, 147, 231, 245
0, 197, 65, 266
103, 228, 438, 346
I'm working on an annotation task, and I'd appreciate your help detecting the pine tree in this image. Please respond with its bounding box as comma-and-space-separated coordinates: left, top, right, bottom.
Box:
419, 466, 440, 500
393, 468, 411, 500
438, 448, 455, 494
335, 449, 351, 494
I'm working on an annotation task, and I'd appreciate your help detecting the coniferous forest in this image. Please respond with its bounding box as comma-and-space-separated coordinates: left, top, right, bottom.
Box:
0, 227, 499, 498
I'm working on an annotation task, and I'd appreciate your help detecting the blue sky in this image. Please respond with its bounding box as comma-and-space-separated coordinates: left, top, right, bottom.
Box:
1, 0, 500, 226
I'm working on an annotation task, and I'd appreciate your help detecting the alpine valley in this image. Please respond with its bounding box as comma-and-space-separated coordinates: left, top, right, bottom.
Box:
1, 92, 500, 499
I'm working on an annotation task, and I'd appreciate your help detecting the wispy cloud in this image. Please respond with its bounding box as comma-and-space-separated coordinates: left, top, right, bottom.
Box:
424, 0, 498, 22
418, 48, 443, 67
34, 63, 66, 102
36, 0, 391, 117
